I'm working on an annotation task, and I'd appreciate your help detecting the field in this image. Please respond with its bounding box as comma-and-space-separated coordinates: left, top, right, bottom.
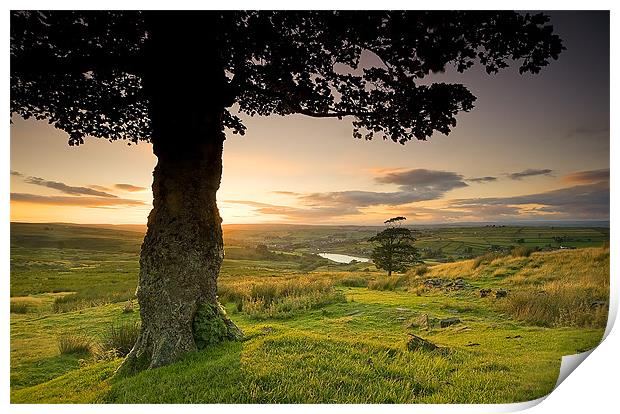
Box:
9, 222, 609, 403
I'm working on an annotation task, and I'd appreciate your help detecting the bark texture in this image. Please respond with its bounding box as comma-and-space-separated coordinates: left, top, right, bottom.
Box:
117, 12, 241, 374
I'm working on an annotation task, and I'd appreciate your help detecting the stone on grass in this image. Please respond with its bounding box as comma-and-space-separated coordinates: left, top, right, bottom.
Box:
407, 334, 438, 352
495, 289, 508, 298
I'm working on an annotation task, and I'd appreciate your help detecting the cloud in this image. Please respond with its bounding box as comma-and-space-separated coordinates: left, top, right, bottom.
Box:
293, 168, 468, 209
90, 185, 113, 192
562, 168, 609, 185
449, 181, 609, 219
566, 126, 609, 139
269, 169, 469, 214
506, 168, 553, 180
114, 183, 147, 192
11, 170, 23, 177
227, 166, 609, 223
11, 193, 145, 207
375, 168, 468, 192
467, 176, 498, 183
224, 200, 359, 221
299, 190, 441, 207
23, 176, 118, 198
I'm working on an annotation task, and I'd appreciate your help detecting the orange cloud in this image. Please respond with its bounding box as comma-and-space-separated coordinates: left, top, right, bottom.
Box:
11, 193, 145, 207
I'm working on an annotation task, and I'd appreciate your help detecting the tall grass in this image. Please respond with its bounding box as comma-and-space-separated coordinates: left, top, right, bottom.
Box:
472, 252, 506, 269
338, 276, 368, 287
368, 274, 412, 291
498, 247, 609, 328
98, 321, 141, 357
219, 276, 345, 319
53, 288, 135, 313
57, 334, 93, 355
10, 302, 29, 314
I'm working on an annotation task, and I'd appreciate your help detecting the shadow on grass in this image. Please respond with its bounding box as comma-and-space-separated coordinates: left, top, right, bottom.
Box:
11, 353, 86, 390
105, 341, 245, 403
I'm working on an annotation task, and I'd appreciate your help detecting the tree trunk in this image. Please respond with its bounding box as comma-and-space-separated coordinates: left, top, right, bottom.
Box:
117, 12, 241, 374
119, 134, 241, 373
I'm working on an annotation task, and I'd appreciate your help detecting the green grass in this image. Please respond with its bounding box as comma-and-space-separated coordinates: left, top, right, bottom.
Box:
11, 291, 604, 403
9, 222, 609, 404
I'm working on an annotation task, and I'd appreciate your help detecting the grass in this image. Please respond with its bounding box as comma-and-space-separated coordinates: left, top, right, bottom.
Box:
57, 334, 93, 355
220, 276, 346, 319
11, 295, 604, 403
368, 274, 412, 291
9, 222, 610, 404
11, 302, 30, 314
99, 322, 141, 357
498, 248, 609, 327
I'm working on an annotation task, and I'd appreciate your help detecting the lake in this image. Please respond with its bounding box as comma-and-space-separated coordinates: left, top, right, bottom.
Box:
318, 253, 370, 264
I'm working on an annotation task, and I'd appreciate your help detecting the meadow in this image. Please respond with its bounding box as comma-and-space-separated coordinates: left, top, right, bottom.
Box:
9, 222, 609, 403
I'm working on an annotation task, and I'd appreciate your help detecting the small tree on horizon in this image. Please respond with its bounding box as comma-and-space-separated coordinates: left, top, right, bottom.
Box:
369, 217, 422, 276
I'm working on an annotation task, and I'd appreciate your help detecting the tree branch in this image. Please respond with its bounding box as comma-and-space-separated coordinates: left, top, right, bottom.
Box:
296, 108, 362, 118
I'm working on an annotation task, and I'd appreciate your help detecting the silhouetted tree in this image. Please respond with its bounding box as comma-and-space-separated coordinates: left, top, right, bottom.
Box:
10, 10, 563, 371
370, 217, 421, 275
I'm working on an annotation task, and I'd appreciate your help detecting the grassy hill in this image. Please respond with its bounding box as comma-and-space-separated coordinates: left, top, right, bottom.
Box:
10, 223, 609, 403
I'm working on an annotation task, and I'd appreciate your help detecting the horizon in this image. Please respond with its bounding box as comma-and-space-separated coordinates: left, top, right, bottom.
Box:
9, 219, 611, 229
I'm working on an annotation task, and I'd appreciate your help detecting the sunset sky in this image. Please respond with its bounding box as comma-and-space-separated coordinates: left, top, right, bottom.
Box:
10, 11, 609, 226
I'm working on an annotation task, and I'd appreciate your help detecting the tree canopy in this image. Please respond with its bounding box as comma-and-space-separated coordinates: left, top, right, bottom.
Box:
369, 217, 421, 276
11, 11, 563, 146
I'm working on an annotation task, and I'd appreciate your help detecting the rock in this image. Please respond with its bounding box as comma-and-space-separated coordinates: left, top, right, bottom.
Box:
440, 317, 461, 328
407, 334, 438, 352
395, 307, 410, 312
479, 288, 491, 298
423, 277, 471, 291
495, 289, 508, 298
346, 310, 363, 316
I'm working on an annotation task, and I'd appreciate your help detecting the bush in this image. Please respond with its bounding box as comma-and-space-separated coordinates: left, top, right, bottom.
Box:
99, 321, 140, 357
412, 264, 429, 276
10, 302, 29, 314
58, 334, 93, 355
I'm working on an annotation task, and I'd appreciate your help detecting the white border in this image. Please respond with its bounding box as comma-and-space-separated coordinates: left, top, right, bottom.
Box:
2, 1, 617, 414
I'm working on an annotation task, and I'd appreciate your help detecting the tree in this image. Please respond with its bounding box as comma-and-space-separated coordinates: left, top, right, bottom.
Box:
369, 217, 421, 276
10, 10, 563, 372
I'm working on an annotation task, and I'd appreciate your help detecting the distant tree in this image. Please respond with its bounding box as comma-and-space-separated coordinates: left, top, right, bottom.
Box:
10, 10, 563, 371
384, 217, 407, 225
369, 217, 421, 276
